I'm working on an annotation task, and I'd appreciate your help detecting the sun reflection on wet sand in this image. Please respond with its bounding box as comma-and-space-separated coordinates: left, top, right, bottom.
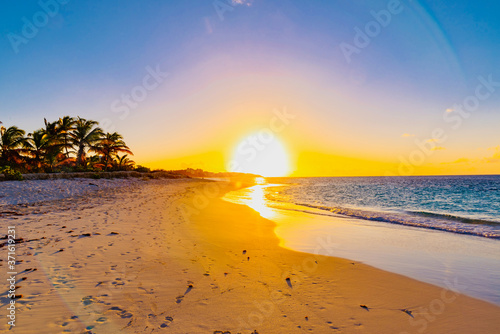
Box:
245, 185, 277, 219
223, 177, 278, 220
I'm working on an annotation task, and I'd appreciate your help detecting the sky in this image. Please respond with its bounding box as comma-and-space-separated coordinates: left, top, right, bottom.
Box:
1, 0, 499, 176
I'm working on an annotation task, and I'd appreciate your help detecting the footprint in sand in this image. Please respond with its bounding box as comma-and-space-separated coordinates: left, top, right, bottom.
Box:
159, 316, 174, 328
109, 306, 133, 319
82, 296, 94, 306
55, 317, 82, 333
112, 278, 125, 286
137, 287, 154, 294
120, 310, 133, 318
95, 316, 107, 323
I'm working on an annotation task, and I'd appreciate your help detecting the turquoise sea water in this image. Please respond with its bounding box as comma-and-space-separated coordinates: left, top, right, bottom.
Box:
267, 175, 500, 239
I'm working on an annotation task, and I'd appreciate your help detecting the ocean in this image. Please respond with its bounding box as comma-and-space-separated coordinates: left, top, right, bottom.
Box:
223, 175, 500, 306
266, 175, 500, 239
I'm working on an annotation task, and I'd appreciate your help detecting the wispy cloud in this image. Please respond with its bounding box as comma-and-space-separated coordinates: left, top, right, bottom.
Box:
445, 108, 454, 113
442, 157, 470, 164
484, 146, 500, 163
450, 146, 500, 164
426, 138, 439, 143
431, 146, 446, 151
488, 145, 500, 156
231, 0, 253, 6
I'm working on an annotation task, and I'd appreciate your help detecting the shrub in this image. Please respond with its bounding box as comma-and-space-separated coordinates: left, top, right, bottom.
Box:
0, 166, 24, 181
134, 165, 150, 173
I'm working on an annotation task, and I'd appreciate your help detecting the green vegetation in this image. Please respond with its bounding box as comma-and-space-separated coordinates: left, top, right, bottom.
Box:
0, 166, 24, 180
0, 116, 136, 175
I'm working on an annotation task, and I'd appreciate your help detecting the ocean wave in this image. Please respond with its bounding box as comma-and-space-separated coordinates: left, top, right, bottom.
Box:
405, 210, 500, 226
275, 202, 500, 239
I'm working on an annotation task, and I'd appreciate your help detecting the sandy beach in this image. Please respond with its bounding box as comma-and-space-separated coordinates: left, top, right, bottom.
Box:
1, 178, 499, 333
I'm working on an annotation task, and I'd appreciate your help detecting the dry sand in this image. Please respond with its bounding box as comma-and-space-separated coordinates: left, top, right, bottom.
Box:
1, 179, 499, 333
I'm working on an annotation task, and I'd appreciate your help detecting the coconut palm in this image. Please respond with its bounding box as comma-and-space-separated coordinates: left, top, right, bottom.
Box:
1, 117, 137, 174
41, 118, 66, 164
115, 154, 135, 171
94, 132, 133, 170
71, 118, 103, 166
42, 118, 59, 141
57, 116, 76, 158
84, 155, 105, 170
44, 148, 65, 172
24, 129, 51, 172
0, 126, 27, 167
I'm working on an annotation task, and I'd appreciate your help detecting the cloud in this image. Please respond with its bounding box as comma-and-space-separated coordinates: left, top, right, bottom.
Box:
431, 146, 446, 151
401, 133, 415, 137
488, 145, 500, 157
446, 108, 454, 113
442, 148, 500, 165
484, 146, 500, 163
441, 157, 470, 165
231, 0, 253, 6
426, 138, 439, 143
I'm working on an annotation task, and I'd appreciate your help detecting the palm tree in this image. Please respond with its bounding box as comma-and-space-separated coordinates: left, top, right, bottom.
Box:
115, 154, 135, 171
94, 132, 133, 170
42, 118, 59, 140
41, 118, 64, 164
1, 117, 138, 174
24, 129, 51, 172
57, 116, 76, 158
0, 126, 27, 167
84, 155, 104, 170
71, 117, 103, 167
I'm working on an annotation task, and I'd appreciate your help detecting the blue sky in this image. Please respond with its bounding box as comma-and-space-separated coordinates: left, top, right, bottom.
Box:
1, 0, 499, 175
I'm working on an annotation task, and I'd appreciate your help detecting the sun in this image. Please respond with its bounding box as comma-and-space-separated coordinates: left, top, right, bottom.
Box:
228, 132, 291, 177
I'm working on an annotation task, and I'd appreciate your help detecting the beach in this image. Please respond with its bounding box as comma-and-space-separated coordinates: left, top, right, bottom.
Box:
1, 178, 499, 333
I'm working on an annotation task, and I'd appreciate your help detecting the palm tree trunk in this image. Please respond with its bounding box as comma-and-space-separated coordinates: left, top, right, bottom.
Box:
77, 145, 85, 166
64, 138, 69, 159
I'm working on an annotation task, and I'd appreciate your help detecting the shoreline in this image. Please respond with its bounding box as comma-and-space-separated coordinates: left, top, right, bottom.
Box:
189, 181, 500, 333
2, 179, 499, 333
273, 205, 500, 306
222, 183, 500, 306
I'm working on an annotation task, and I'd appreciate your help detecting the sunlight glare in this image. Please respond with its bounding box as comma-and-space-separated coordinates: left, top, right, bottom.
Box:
229, 133, 290, 177
243, 185, 276, 220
